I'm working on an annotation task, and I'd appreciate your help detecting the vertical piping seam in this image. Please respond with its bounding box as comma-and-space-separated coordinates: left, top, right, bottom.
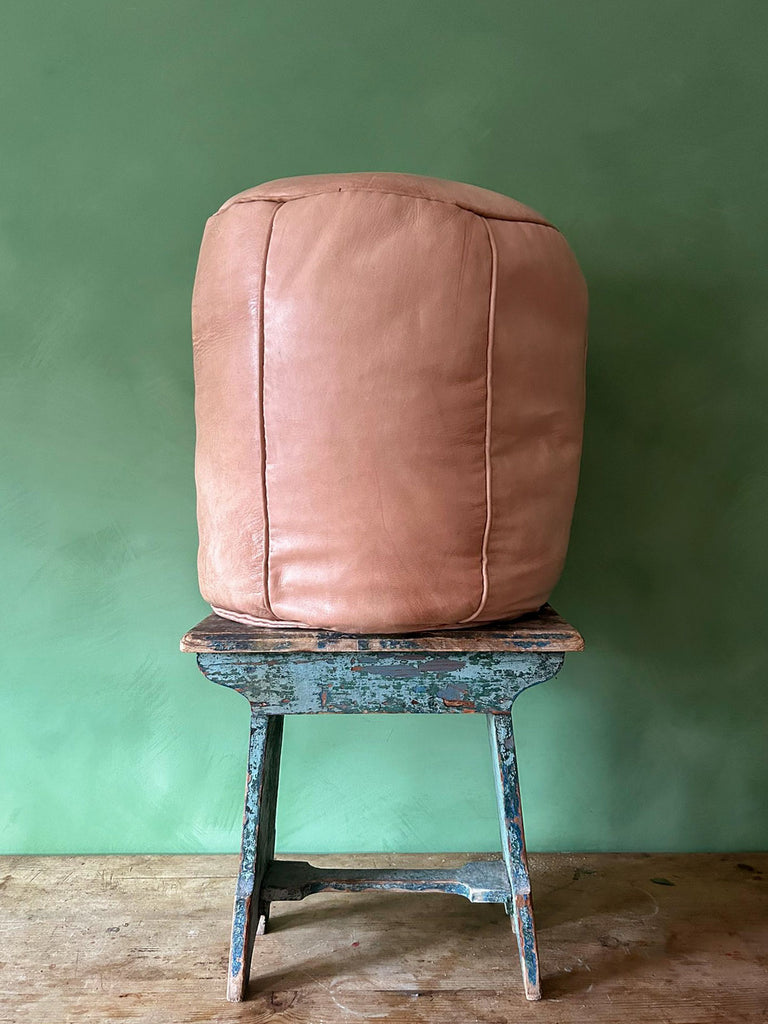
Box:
258, 202, 282, 618
460, 216, 497, 623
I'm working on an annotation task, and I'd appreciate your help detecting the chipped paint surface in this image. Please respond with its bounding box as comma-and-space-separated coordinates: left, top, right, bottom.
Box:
261, 858, 512, 904
227, 714, 282, 1001
512, 892, 540, 999
180, 604, 585, 653
201, 649, 565, 1003
489, 714, 541, 999
198, 650, 564, 714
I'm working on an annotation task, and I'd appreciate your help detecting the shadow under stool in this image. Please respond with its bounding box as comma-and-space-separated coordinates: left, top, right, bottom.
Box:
181, 604, 583, 1002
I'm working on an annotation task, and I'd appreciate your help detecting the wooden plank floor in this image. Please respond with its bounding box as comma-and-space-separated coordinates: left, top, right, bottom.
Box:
1, 853, 766, 1023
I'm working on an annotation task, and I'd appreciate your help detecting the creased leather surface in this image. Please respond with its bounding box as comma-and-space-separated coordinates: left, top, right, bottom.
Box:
478, 219, 588, 623
192, 201, 278, 619
219, 171, 553, 226
192, 172, 587, 633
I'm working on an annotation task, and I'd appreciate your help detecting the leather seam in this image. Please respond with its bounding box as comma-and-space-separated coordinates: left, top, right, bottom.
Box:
459, 216, 497, 624
259, 201, 283, 618
219, 188, 556, 230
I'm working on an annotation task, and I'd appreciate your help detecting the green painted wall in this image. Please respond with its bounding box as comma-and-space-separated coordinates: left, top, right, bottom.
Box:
2, 1, 766, 855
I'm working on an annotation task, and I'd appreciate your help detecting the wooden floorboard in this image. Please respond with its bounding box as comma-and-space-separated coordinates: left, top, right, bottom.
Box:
1, 852, 766, 1022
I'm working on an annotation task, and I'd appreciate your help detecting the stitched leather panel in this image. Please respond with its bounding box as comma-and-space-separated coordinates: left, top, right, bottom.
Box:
262, 191, 490, 632
219, 171, 552, 226
192, 200, 280, 621
477, 219, 588, 623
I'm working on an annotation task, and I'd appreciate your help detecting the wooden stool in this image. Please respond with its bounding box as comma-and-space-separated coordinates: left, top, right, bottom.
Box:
181, 605, 583, 1002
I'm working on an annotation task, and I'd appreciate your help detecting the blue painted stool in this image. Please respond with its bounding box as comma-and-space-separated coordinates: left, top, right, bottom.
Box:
181, 604, 583, 1001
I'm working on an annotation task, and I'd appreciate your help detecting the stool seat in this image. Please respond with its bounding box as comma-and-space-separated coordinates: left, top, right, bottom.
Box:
181, 603, 583, 654
183, 604, 582, 1002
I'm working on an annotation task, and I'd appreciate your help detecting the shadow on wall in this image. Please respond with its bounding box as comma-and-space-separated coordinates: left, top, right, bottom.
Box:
544, 269, 767, 845
568, 273, 764, 674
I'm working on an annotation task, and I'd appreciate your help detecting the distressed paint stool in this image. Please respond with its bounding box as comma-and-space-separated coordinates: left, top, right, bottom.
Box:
181, 604, 583, 1002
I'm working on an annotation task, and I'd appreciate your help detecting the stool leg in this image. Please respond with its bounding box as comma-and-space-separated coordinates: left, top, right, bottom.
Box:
487, 713, 541, 1001
227, 712, 283, 1001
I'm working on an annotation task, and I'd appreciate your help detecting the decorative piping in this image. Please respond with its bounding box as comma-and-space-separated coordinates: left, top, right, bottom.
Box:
258, 202, 283, 618
460, 216, 497, 624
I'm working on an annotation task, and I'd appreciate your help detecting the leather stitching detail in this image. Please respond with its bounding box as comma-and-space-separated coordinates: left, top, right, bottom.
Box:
259, 201, 283, 618
460, 216, 497, 624
221, 188, 556, 230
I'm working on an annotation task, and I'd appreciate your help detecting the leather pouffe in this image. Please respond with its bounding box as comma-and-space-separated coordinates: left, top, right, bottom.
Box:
192, 173, 588, 633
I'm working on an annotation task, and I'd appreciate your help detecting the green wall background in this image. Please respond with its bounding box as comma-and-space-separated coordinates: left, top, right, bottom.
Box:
2, 1, 767, 855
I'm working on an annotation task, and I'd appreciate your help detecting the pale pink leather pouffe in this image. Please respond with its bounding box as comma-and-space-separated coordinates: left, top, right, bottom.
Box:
192, 172, 587, 633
